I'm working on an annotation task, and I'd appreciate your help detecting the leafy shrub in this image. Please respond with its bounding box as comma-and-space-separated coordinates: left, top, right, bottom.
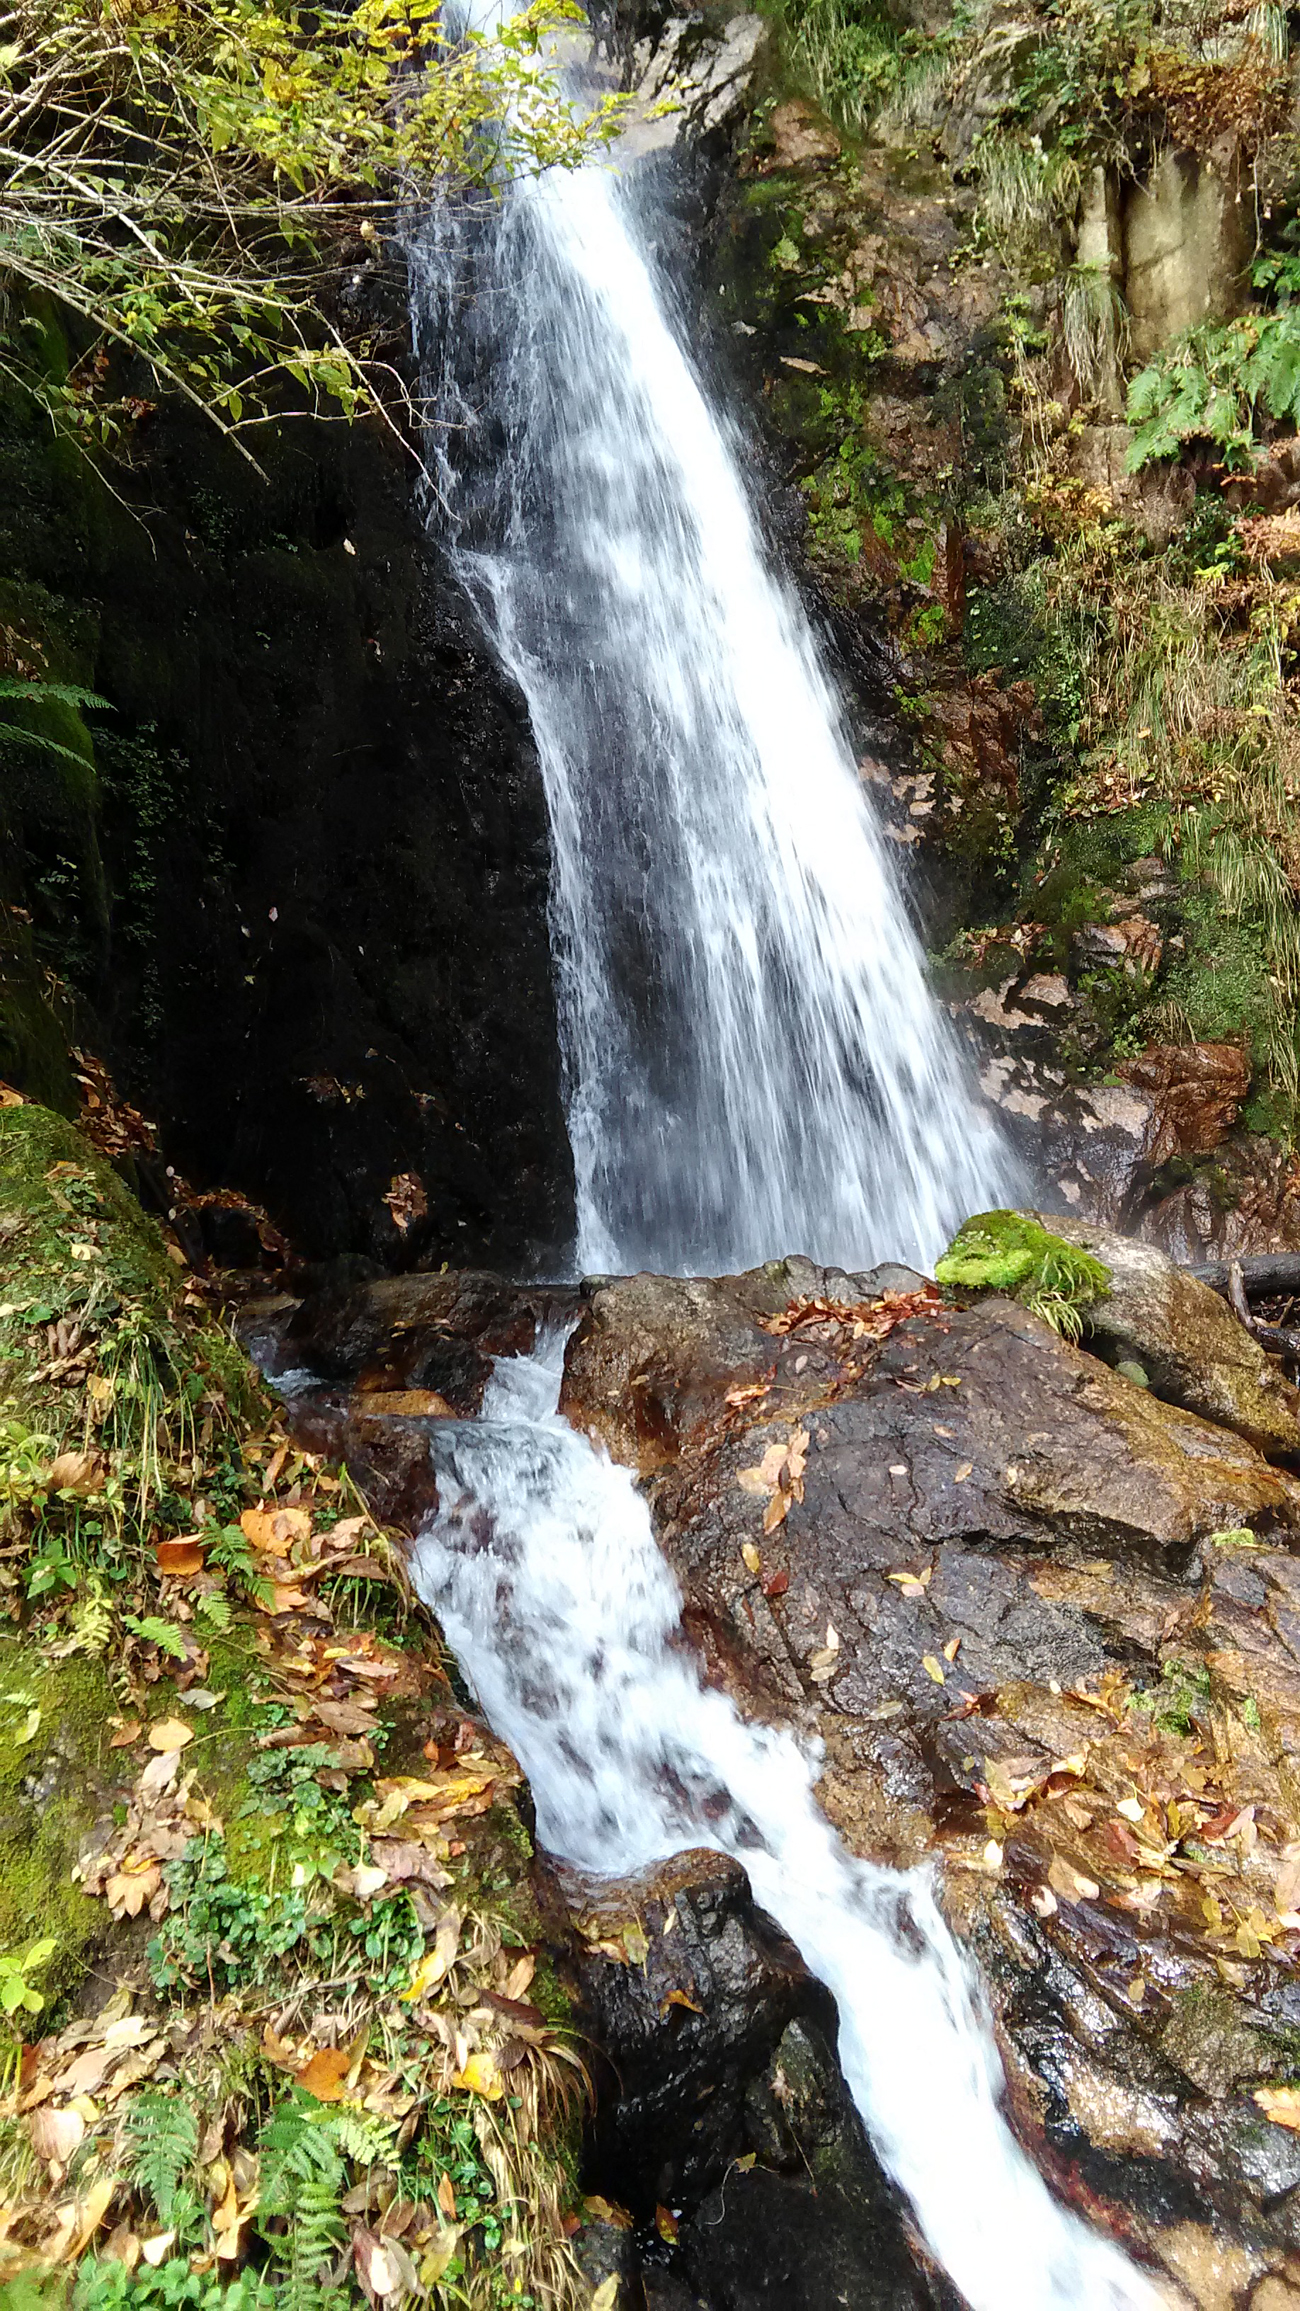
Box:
1127, 243, 1300, 471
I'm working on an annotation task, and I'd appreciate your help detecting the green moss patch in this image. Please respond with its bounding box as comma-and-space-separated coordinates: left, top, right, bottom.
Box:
936, 1210, 1111, 1339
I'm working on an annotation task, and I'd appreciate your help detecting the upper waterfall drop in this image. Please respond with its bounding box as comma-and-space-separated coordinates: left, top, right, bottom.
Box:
409, 132, 1012, 1277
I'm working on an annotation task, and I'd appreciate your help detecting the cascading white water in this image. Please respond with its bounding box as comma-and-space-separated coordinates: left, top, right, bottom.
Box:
410, 1342, 1159, 2311
409, 132, 1011, 1275
395, 51, 1153, 2311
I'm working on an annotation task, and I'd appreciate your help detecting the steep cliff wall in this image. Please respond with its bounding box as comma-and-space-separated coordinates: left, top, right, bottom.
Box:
0, 341, 574, 1273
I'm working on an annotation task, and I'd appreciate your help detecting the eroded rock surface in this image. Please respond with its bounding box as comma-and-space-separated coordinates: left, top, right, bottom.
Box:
547, 1849, 945, 2310
288, 1267, 580, 1409
560, 1265, 1300, 2305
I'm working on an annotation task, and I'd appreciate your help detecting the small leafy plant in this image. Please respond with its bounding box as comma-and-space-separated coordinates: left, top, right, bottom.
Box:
0, 1937, 57, 2019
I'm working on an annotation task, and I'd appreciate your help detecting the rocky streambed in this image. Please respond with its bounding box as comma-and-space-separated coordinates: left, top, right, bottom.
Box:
256, 1222, 1300, 2311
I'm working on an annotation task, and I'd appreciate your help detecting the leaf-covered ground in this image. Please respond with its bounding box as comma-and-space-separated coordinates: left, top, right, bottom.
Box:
0, 1097, 584, 2311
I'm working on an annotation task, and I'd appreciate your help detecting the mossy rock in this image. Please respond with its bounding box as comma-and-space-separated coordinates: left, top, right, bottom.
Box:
0, 1101, 259, 1429
935, 1209, 1111, 1339
0, 1637, 115, 2008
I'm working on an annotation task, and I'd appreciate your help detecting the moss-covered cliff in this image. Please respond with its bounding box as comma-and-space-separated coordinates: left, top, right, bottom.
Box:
0, 1100, 583, 2305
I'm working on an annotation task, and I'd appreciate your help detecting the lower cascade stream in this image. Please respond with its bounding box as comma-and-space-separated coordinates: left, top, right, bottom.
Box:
403, 71, 1158, 2311
411, 1343, 1158, 2311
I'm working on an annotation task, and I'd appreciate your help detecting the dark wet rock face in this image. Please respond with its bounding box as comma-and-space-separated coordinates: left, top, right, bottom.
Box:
557, 1265, 1300, 2305
287, 1268, 581, 1405
544, 1849, 945, 2310
0, 378, 574, 1271
246, 1266, 582, 1526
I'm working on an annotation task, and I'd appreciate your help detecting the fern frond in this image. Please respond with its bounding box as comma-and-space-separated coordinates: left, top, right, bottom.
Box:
0, 679, 111, 709
125, 1613, 189, 1660
257, 2100, 348, 2311
329, 2106, 398, 2167
125, 2088, 199, 2224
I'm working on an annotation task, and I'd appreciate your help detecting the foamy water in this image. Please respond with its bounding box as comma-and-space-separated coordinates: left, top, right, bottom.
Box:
410, 1343, 1160, 2311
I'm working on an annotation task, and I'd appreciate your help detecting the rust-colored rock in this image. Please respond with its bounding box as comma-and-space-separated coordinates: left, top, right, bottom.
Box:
766, 97, 841, 169
1119, 1042, 1251, 1165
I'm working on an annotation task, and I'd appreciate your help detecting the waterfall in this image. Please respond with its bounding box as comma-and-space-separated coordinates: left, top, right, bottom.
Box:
408, 134, 1011, 1276
392, 55, 1157, 2311
410, 1342, 1159, 2311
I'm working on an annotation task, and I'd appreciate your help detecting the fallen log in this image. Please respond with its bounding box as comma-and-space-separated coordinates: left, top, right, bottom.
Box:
1190, 1255, 1300, 1298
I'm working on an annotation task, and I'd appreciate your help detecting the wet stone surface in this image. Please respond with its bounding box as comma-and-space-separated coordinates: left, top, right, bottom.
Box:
557, 1265, 1300, 2305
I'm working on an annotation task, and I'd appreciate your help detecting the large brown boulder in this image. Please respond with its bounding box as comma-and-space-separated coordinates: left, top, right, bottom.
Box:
559, 1269, 1300, 2306
1034, 1210, 1300, 1462
560, 1256, 920, 1475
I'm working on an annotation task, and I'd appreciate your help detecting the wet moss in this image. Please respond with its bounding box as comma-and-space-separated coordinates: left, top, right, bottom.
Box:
936, 1209, 1111, 1337
0, 1636, 115, 2007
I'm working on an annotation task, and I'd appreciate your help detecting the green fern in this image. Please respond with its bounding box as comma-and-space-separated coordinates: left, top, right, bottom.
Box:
329, 2104, 398, 2168
209, 1525, 275, 1609
125, 2088, 199, 2225
68, 1586, 114, 1655
195, 1591, 233, 1633
124, 1613, 189, 1661
257, 2098, 348, 2311
0, 678, 113, 774
0, 678, 111, 709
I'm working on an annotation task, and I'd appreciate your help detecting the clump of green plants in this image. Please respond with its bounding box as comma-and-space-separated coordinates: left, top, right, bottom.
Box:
775, 0, 953, 137
1127, 1655, 1213, 1736
1126, 230, 1300, 472
148, 1839, 316, 1993
936, 1210, 1111, 1338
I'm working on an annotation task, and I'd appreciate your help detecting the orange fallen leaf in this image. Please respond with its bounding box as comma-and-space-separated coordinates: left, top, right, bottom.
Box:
298, 2046, 354, 2102
1257, 2086, 1300, 2130
241, 1506, 286, 1556
268, 1583, 312, 1614
437, 2171, 457, 2220
109, 1719, 142, 1749
154, 1540, 205, 1577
